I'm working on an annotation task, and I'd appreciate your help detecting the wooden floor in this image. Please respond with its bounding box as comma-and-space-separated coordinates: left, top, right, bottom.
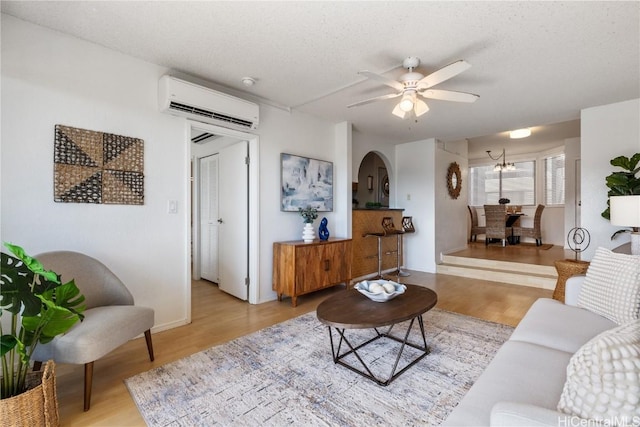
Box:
451, 241, 576, 266
54, 267, 552, 426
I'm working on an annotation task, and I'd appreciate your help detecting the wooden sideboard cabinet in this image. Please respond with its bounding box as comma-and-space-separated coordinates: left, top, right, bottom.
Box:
273, 238, 352, 307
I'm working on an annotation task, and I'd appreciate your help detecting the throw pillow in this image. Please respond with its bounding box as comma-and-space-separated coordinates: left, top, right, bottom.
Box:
577, 247, 640, 325
557, 319, 640, 424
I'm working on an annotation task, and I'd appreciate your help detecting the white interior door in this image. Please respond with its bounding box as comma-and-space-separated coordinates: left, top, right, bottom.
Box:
218, 140, 249, 300
199, 154, 219, 283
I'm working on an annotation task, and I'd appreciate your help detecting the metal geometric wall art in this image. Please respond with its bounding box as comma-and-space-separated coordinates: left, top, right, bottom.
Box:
54, 124, 144, 205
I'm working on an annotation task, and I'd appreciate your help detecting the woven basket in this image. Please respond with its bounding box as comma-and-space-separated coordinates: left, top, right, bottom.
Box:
0, 360, 59, 427
552, 259, 590, 302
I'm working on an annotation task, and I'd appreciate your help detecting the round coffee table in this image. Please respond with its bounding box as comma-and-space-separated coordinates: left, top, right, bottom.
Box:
316, 284, 437, 386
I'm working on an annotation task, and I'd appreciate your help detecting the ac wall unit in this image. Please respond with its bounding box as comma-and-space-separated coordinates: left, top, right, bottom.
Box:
159, 75, 259, 130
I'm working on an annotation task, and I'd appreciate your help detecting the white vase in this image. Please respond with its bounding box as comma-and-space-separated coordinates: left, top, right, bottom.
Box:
302, 223, 315, 243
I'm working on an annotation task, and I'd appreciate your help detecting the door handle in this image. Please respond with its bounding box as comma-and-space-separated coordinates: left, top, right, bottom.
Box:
217, 218, 223, 224
324, 260, 330, 271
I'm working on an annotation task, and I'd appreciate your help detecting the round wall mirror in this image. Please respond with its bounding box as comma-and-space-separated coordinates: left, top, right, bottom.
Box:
447, 162, 462, 199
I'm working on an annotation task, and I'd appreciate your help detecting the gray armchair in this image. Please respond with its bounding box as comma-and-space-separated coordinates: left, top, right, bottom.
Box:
32, 251, 154, 411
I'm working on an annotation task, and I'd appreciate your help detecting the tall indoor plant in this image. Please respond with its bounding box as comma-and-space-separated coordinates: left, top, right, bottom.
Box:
0, 243, 85, 399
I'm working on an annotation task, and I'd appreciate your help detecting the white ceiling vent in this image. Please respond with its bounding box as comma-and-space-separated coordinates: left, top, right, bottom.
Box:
159, 75, 259, 130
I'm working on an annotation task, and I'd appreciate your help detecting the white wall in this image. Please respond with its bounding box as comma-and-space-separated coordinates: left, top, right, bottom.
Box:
564, 137, 581, 247
581, 98, 640, 259
333, 122, 352, 239
1, 15, 189, 331
1, 15, 347, 328
255, 105, 346, 302
395, 139, 437, 272
435, 141, 469, 258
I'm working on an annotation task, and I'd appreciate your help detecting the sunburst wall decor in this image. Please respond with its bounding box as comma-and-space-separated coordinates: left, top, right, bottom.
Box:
54, 124, 144, 205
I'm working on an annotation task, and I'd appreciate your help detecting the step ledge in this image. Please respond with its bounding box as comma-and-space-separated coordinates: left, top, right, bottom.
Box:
441, 255, 556, 276
436, 264, 556, 290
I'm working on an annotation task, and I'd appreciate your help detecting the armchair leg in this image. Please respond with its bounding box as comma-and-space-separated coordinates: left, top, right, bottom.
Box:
144, 329, 155, 361
84, 362, 94, 411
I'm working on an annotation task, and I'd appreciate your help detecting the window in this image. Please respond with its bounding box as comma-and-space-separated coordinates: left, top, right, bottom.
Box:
469, 161, 535, 206
544, 154, 565, 205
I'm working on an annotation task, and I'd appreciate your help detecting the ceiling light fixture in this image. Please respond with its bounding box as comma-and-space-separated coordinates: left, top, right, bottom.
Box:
392, 91, 429, 119
241, 77, 256, 87
487, 149, 515, 172
399, 92, 415, 112
414, 99, 429, 117
510, 128, 531, 139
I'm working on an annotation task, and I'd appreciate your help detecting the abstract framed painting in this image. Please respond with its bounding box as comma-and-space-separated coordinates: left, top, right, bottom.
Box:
281, 153, 333, 212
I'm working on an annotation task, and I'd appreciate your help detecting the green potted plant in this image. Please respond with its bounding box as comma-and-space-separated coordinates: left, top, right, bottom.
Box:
298, 206, 318, 243
601, 153, 640, 239
0, 243, 85, 423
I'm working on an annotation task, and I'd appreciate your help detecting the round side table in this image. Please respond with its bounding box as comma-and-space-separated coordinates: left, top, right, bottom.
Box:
553, 259, 590, 302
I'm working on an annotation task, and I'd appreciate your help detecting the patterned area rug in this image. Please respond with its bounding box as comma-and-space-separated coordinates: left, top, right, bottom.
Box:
125, 309, 513, 426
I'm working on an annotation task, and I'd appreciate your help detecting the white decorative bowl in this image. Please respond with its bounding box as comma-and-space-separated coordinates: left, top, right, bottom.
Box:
354, 280, 407, 303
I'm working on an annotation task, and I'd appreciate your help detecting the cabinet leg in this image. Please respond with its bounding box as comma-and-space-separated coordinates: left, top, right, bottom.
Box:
291, 296, 298, 307
277, 293, 282, 301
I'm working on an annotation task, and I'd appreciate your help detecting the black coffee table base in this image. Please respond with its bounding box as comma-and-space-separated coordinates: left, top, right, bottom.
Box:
325, 315, 429, 386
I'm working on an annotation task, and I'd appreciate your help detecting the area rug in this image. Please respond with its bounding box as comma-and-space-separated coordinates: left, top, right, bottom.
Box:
125, 309, 513, 426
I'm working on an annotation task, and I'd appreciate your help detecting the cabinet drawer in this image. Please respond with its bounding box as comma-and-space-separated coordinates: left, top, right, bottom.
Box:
294, 243, 349, 293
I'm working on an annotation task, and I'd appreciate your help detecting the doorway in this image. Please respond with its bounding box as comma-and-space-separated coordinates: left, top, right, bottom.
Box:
189, 122, 260, 305
354, 151, 391, 208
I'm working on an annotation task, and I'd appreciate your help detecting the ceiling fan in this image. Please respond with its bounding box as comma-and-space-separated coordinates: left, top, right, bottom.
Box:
347, 56, 479, 119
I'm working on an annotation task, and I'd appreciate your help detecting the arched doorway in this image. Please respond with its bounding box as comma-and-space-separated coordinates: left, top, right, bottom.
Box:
354, 152, 390, 208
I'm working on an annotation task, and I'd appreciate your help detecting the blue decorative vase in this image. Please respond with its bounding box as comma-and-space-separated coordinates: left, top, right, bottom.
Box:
318, 217, 330, 241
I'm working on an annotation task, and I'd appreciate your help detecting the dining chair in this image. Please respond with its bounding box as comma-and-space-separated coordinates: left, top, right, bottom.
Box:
513, 204, 545, 246
484, 204, 508, 246
467, 206, 486, 242
31, 251, 155, 411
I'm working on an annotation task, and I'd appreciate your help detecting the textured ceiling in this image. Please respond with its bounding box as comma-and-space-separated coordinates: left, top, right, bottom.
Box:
2, 1, 639, 150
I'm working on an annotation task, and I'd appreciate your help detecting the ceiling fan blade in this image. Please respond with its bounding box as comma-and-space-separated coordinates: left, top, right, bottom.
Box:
420, 89, 479, 103
347, 92, 401, 108
417, 60, 471, 89
358, 71, 405, 92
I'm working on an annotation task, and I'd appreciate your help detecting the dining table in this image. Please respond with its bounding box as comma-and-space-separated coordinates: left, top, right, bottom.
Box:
505, 212, 525, 227
506, 212, 525, 244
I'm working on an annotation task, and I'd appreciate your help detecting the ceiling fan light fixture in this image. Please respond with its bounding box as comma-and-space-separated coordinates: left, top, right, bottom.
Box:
414, 99, 429, 117
510, 128, 531, 139
392, 103, 407, 118
399, 93, 415, 112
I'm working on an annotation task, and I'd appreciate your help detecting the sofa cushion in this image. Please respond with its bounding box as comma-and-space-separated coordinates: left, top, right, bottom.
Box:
510, 298, 616, 354
442, 341, 572, 426
577, 247, 640, 325
557, 319, 640, 423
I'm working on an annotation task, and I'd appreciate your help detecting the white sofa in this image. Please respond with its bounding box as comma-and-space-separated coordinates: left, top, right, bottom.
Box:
443, 275, 617, 426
